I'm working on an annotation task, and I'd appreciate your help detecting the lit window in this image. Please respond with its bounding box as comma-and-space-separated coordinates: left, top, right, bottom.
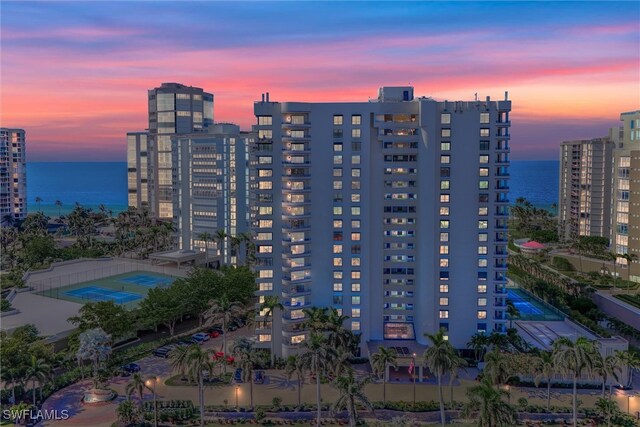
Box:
439, 310, 449, 319
333, 245, 343, 254
352, 168, 361, 177
478, 259, 488, 267
352, 271, 361, 279
478, 246, 488, 255
334, 155, 343, 165
333, 207, 342, 215
479, 168, 489, 177
480, 128, 490, 137
441, 129, 451, 138
351, 257, 360, 266
480, 113, 490, 124
440, 207, 450, 216
440, 180, 450, 190
351, 207, 361, 216
352, 155, 361, 164
439, 297, 449, 306
439, 245, 449, 254
333, 168, 343, 177
478, 233, 488, 241
479, 155, 489, 164
440, 155, 450, 164
478, 207, 488, 216
477, 311, 487, 319
351, 232, 361, 241
440, 220, 450, 229
478, 220, 488, 229
352, 115, 362, 125
351, 308, 361, 318
352, 129, 361, 138
439, 284, 449, 293
479, 181, 489, 189
440, 194, 450, 203
478, 298, 487, 306
441, 113, 451, 124
352, 283, 361, 292
440, 232, 449, 242
333, 181, 343, 190
352, 220, 361, 228
441, 142, 451, 151
334, 143, 343, 152
333, 115, 343, 125
477, 285, 487, 293
333, 258, 343, 266
351, 321, 361, 331
333, 282, 343, 291
440, 258, 449, 267
352, 296, 361, 305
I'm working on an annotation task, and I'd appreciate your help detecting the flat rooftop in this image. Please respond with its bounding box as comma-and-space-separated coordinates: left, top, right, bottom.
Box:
516, 320, 598, 351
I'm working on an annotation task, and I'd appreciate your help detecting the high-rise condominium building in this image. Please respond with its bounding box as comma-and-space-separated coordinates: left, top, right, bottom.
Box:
1, 128, 27, 224
251, 87, 511, 356
173, 124, 252, 265
127, 132, 149, 209
558, 138, 614, 241
611, 110, 640, 282
129, 83, 214, 219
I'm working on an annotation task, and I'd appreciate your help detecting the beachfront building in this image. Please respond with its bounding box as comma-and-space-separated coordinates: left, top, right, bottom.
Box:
0, 128, 27, 225
611, 110, 640, 282
133, 83, 215, 219
127, 132, 150, 209
251, 87, 512, 356
558, 137, 614, 241
173, 124, 253, 266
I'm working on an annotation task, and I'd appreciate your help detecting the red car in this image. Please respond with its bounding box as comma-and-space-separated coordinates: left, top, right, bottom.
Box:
208, 330, 221, 338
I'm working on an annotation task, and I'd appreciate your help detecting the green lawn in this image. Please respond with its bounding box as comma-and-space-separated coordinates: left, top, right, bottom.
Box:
614, 293, 640, 309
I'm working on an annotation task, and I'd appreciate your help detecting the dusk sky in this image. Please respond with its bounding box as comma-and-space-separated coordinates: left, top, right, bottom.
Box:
1, 1, 639, 161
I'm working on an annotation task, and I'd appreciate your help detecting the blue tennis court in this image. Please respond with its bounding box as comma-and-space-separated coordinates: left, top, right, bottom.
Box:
119, 274, 174, 288
507, 288, 564, 321
65, 286, 142, 304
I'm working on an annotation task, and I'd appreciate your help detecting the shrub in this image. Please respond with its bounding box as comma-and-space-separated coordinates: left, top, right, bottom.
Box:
552, 256, 574, 271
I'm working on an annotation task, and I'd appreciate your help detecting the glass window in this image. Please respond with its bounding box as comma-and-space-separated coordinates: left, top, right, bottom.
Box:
258, 116, 273, 125
441, 155, 450, 164
441, 142, 451, 151
352, 129, 361, 138
441, 129, 451, 138
441, 113, 451, 124
480, 113, 490, 124
333, 143, 343, 152
352, 115, 362, 125
480, 128, 490, 137
333, 115, 343, 125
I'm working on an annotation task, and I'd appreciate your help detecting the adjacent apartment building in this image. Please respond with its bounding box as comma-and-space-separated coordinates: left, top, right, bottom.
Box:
173, 123, 252, 265
251, 87, 511, 356
558, 137, 614, 241
128, 83, 214, 219
611, 110, 640, 282
0, 128, 27, 224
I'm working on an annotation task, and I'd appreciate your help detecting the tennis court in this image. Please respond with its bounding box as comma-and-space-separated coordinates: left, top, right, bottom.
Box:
507, 288, 564, 321
37, 271, 176, 309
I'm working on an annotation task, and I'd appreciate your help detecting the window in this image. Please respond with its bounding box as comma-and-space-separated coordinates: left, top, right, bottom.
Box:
479, 155, 489, 164
440, 207, 450, 216
258, 116, 273, 125
479, 180, 489, 189
441, 113, 451, 124
352, 155, 361, 164
440, 220, 450, 229
352, 115, 361, 125
440, 258, 449, 267
440, 284, 449, 293
440, 155, 450, 164
333, 143, 343, 152
480, 128, 490, 137
333, 282, 343, 291
478, 207, 488, 216
333, 168, 343, 177
351, 232, 361, 241
439, 297, 449, 306
439, 310, 449, 319
352, 283, 361, 292
333, 244, 343, 254
333, 115, 343, 125
352, 220, 360, 228
351, 308, 361, 318
441, 129, 451, 138
352, 129, 361, 138
333, 220, 343, 228
333, 258, 343, 266
478, 233, 488, 241
440, 180, 450, 190
334, 155, 343, 165
333, 207, 343, 215
258, 169, 273, 177
352, 321, 361, 331
333, 181, 343, 190
351, 207, 361, 216
480, 112, 490, 124
352, 168, 361, 177
478, 298, 487, 306
258, 129, 272, 139
477, 285, 487, 293
440, 232, 449, 242
439, 245, 449, 254
258, 181, 272, 190
479, 168, 489, 177
258, 156, 272, 164
440, 194, 450, 203
477, 311, 487, 320
478, 259, 487, 267
478, 246, 488, 255
352, 296, 361, 305
478, 220, 488, 229
441, 142, 451, 151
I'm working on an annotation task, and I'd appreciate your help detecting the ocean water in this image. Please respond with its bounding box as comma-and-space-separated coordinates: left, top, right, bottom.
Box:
25, 160, 560, 217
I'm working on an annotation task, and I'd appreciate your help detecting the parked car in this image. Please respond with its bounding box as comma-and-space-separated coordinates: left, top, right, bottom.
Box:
121, 363, 141, 374
208, 330, 221, 338
254, 370, 264, 384
208, 326, 224, 335
234, 368, 243, 383
152, 347, 171, 358
227, 322, 238, 332
191, 332, 210, 343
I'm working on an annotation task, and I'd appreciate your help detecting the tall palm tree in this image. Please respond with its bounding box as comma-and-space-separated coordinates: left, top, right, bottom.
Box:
424, 329, 456, 426
506, 300, 520, 329
615, 349, 639, 388
462, 378, 517, 427
215, 229, 228, 260
468, 333, 489, 363
331, 368, 373, 427
620, 253, 638, 284
126, 373, 148, 411
203, 295, 244, 374
533, 351, 556, 410
197, 232, 213, 260
2, 213, 15, 227
285, 354, 307, 407
326, 308, 352, 352
54, 200, 63, 217
185, 345, 216, 427
593, 354, 621, 398
552, 337, 597, 427
302, 307, 328, 333
483, 349, 512, 389
169, 344, 195, 381
232, 337, 265, 410
35, 196, 43, 213
448, 351, 467, 405
301, 332, 336, 427
370, 346, 397, 405
24, 355, 50, 405
259, 295, 284, 366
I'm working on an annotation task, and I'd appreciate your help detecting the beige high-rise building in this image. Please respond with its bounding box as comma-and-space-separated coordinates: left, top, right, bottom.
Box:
0, 128, 27, 224
558, 138, 614, 241
611, 110, 640, 282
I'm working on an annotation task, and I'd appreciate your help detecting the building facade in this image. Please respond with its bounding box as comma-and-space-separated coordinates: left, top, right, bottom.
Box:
611, 110, 640, 282
0, 128, 27, 224
127, 132, 150, 209
251, 87, 511, 355
558, 138, 614, 241
173, 124, 252, 265
137, 83, 214, 219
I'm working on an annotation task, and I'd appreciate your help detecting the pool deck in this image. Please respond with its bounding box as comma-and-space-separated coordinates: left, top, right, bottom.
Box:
1, 291, 82, 337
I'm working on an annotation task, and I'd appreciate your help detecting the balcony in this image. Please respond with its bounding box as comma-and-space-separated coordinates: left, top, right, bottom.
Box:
282, 285, 312, 297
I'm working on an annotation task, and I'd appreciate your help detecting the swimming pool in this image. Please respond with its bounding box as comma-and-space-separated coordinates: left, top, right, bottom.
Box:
507, 288, 564, 321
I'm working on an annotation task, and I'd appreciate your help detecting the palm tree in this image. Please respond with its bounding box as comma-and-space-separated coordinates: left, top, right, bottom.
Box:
607, 252, 619, 291
552, 337, 597, 427
285, 354, 307, 407
215, 229, 228, 260
370, 346, 398, 405
169, 344, 194, 381
594, 397, 620, 427
462, 378, 517, 427
232, 337, 265, 410
615, 349, 639, 388
448, 351, 467, 405
24, 355, 50, 405
506, 300, 520, 329
259, 295, 284, 366
593, 354, 621, 398
203, 295, 244, 374
2, 213, 15, 227
326, 308, 353, 352
533, 351, 556, 410
197, 232, 213, 259
54, 200, 63, 217
468, 333, 489, 363
185, 345, 216, 427
35, 196, 43, 213
331, 368, 373, 427
126, 373, 148, 411
424, 329, 456, 426
301, 332, 336, 427
620, 253, 638, 284
302, 306, 328, 333
483, 349, 512, 390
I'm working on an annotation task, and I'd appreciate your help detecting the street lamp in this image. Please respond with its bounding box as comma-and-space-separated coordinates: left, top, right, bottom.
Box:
505, 384, 511, 404
628, 394, 635, 415
145, 376, 160, 427
412, 353, 416, 406
235, 384, 240, 411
